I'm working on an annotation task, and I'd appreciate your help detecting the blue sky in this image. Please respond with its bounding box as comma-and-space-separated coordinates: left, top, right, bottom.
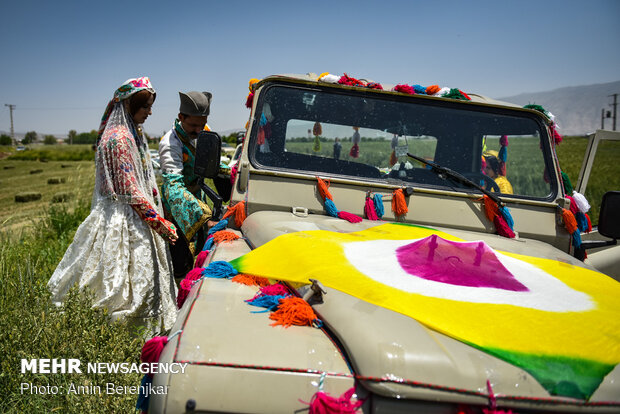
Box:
1, 0, 619, 137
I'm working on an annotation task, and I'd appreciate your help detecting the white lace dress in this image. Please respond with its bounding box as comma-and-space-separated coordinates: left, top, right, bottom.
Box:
48, 109, 177, 332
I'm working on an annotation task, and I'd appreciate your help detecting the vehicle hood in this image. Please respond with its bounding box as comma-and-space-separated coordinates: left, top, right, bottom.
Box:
238, 211, 620, 409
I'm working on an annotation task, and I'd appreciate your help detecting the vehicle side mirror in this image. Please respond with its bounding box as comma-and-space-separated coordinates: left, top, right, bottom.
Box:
598, 191, 620, 240
194, 131, 221, 179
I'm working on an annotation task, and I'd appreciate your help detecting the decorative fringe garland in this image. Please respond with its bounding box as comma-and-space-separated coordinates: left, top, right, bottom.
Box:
338, 73, 366, 87
391, 188, 408, 218
269, 297, 323, 328
523, 104, 562, 144
303, 387, 362, 414
177, 261, 239, 309
222, 201, 247, 228
316, 177, 362, 223
246, 283, 292, 312
482, 195, 515, 238
232, 273, 271, 287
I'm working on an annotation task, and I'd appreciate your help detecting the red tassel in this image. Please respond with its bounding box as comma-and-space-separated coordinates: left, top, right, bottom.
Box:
245, 92, 254, 108
349, 143, 359, 158
176, 278, 193, 309
141, 336, 168, 376
391, 189, 408, 216
394, 84, 415, 94
364, 197, 379, 220
194, 250, 208, 268
566, 195, 579, 215
185, 267, 204, 281
337, 211, 363, 223
459, 90, 472, 100
389, 150, 397, 167
305, 387, 362, 414
493, 215, 515, 238
585, 213, 592, 233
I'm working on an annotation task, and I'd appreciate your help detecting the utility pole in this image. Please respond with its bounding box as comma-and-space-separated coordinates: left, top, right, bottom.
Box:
601, 108, 605, 129
4, 104, 16, 145
609, 93, 618, 131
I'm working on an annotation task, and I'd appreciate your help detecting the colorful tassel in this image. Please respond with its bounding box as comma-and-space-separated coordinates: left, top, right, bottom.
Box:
245, 92, 254, 108
247, 294, 289, 312
499, 206, 514, 230
208, 219, 228, 235
560, 171, 573, 195
442, 88, 469, 100
493, 215, 516, 238
426, 85, 440, 95
586, 213, 592, 232
222, 201, 246, 228
194, 250, 208, 268
337, 211, 363, 223
349, 143, 359, 158
566, 195, 579, 215
412, 84, 427, 94
232, 273, 270, 287
304, 387, 362, 414
136, 374, 153, 412
202, 261, 238, 279
572, 191, 590, 213
391, 188, 409, 217
324, 198, 339, 217
389, 150, 397, 166
212, 230, 240, 244
255, 283, 291, 298
373, 194, 384, 218
141, 336, 168, 366
177, 278, 193, 309
338, 73, 365, 87
366, 82, 383, 90
185, 267, 204, 281
394, 84, 415, 94
364, 197, 379, 220
203, 237, 214, 252
316, 177, 333, 200
482, 195, 499, 222
269, 297, 323, 328
575, 212, 589, 233
313, 135, 321, 152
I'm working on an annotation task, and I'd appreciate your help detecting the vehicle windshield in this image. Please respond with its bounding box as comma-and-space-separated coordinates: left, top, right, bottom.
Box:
250, 83, 554, 199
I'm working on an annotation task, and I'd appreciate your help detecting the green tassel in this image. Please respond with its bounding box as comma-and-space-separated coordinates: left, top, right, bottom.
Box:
561, 171, 573, 195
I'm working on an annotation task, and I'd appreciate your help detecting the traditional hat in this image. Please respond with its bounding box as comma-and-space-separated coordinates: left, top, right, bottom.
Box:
179, 91, 212, 117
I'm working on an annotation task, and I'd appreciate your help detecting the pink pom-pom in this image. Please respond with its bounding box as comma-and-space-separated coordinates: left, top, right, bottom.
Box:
185, 267, 204, 281
337, 211, 363, 223
194, 250, 208, 268
551, 124, 563, 144
394, 84, 415, 94
493, 215, 515, 238
249, 283, 289, 301
176, 278, 193, 309
364, 197, 379, 220
305, 387, 362, 414
566, 195, 579, 215
499, 135, 509, 146
141, 336, 168, 376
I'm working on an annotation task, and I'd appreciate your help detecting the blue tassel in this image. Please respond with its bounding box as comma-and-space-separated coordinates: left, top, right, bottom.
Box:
246, 294, 288, 312
373, 194, 384, 218
412, 84, 427, 94
208, 219, 229, 235
202, 237, 215, 252
324, 198, 339, 217
572, 231, 582, 249
201, 261, 238, 279
499, 146, 507, 163
575, 212, 588, 233
135, 374, 152, 411
259, 113, 267, 126
500, 206, 514, 230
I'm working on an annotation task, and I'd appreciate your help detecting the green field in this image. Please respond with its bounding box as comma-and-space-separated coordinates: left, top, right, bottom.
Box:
0, 136, 618, 412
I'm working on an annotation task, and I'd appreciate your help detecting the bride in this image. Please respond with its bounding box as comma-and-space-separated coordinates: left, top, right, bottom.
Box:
48, 77, 178, 332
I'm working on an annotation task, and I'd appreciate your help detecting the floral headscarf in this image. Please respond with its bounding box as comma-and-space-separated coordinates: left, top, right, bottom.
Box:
98, 77, 155, 141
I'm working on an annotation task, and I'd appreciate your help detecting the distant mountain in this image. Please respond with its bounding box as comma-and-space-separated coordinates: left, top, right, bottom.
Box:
497, 81, 620, 136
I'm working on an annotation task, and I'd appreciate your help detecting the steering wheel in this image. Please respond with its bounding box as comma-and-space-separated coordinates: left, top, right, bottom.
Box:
461, 172, 501, 193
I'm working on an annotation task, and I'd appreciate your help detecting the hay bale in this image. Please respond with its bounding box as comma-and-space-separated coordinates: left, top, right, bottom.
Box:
52, 192, 73, 203
30, 169, 43, 174
47, 177, 66, 184
3, 165, 15, 170
15, 192, 42, 202
61, 164, 73, 168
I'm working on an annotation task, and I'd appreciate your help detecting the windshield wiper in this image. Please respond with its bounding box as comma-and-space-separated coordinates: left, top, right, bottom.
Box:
406, 152, 502, 205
